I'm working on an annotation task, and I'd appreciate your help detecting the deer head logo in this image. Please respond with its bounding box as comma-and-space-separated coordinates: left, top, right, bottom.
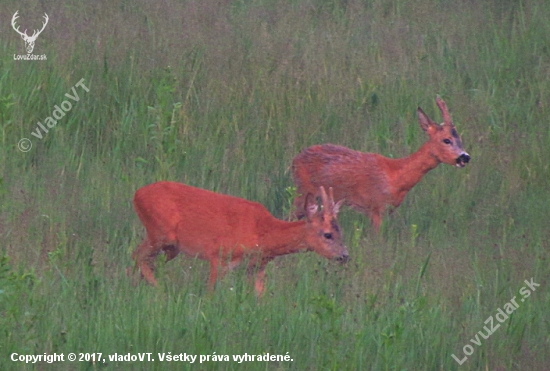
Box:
11, 11, 49, 54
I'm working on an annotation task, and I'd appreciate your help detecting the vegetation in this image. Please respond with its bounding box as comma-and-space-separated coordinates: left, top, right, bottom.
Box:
1, 0, 548, 369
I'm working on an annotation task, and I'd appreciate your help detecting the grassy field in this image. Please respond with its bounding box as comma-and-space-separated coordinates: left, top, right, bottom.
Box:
1, 0, 549, 369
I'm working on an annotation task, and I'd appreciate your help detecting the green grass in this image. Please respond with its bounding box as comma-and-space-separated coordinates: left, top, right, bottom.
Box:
1, 0, 549, 369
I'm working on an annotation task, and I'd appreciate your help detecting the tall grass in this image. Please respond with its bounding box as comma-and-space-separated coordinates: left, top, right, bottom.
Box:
1, 0, 549, 369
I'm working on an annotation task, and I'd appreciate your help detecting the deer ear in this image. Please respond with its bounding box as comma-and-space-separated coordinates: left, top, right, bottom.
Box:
304, 193, 319, 220
417, 107, 439, 133
436, 96, 454, 127
333, 199, 345, 215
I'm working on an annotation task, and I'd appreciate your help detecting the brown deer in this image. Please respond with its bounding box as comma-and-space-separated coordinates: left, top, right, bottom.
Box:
292, 97, 470, 232
131, 181, 347, 296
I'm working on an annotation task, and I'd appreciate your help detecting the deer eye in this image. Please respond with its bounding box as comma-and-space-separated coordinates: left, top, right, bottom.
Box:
443, 139, 452, 144
323, 233, 333, 240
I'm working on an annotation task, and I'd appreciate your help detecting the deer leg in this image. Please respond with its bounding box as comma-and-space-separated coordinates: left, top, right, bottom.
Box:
208, 258, 230, 292
254, 266, 268, 297
132, 237, 161, 287
370, 211, 383, 233
248, 259, 270, 297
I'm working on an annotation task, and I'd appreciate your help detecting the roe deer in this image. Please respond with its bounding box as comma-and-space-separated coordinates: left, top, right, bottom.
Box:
292, 97, 470, 232
131, 181, 348, 296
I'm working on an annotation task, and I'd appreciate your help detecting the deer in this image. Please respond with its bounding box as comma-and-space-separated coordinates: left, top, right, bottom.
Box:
11, 11, 49, 54
130, 181, 348, 296
292, 96, 471, 232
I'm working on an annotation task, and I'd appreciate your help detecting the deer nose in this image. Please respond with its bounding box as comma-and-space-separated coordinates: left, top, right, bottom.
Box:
456, 153, 471, 167
460, 153, 471, 163
336, 254, 350, 263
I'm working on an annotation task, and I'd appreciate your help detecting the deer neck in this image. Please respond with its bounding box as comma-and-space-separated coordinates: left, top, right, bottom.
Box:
389, 142, 440, 194
258, 219, 308, 257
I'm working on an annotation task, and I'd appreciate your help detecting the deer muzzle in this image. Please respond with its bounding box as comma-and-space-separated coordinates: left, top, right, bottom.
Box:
336, 253, 350, 264
455, 153, 471, 167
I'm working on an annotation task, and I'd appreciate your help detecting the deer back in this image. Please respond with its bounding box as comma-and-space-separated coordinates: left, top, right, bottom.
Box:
293, 144, 391, 214
134, 182, 268, 258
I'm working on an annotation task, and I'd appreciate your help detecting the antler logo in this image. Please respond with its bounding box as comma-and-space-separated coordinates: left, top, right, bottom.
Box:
11, 11, 49, 54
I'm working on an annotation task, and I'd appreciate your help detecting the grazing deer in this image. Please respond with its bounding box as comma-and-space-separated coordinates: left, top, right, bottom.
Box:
292, 97, 470, 232
131, 181, 348, 296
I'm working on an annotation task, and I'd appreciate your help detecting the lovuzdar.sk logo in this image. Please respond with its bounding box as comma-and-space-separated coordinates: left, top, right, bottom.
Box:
12, 10, 48, 60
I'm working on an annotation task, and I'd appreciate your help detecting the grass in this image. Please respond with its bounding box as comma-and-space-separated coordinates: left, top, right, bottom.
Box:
1, 0, 549, 369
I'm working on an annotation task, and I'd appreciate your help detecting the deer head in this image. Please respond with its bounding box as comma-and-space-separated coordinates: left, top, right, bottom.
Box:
12, 11, 49, 54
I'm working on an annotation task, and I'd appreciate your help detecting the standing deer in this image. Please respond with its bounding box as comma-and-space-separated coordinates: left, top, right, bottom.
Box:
131, 181, 348, 296
292, 97, 470, 232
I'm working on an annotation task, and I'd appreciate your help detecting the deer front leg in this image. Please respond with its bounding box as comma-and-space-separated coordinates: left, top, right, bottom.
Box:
248, 259, 270, 297
368, 208, 384, 233
208, 258, 232, 292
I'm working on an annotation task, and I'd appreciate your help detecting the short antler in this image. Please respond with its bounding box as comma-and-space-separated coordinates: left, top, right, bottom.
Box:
319, 186, 334, 214
319, 186, 341, 216
436, 96, 454, 127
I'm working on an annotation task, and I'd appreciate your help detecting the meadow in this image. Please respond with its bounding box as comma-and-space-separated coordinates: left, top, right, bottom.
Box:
0, 0, 549, 369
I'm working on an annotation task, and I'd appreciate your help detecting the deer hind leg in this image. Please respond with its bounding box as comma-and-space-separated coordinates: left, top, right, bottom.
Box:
132, 237, 163, 287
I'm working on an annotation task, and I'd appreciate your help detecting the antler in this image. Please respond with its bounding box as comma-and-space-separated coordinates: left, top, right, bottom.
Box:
31, 13, 49, 39
436, 96, 454, 127
11, 11, 26, 37
319, 186, 338, 215
319, 186, 329, 211
11, 11, 49, 40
